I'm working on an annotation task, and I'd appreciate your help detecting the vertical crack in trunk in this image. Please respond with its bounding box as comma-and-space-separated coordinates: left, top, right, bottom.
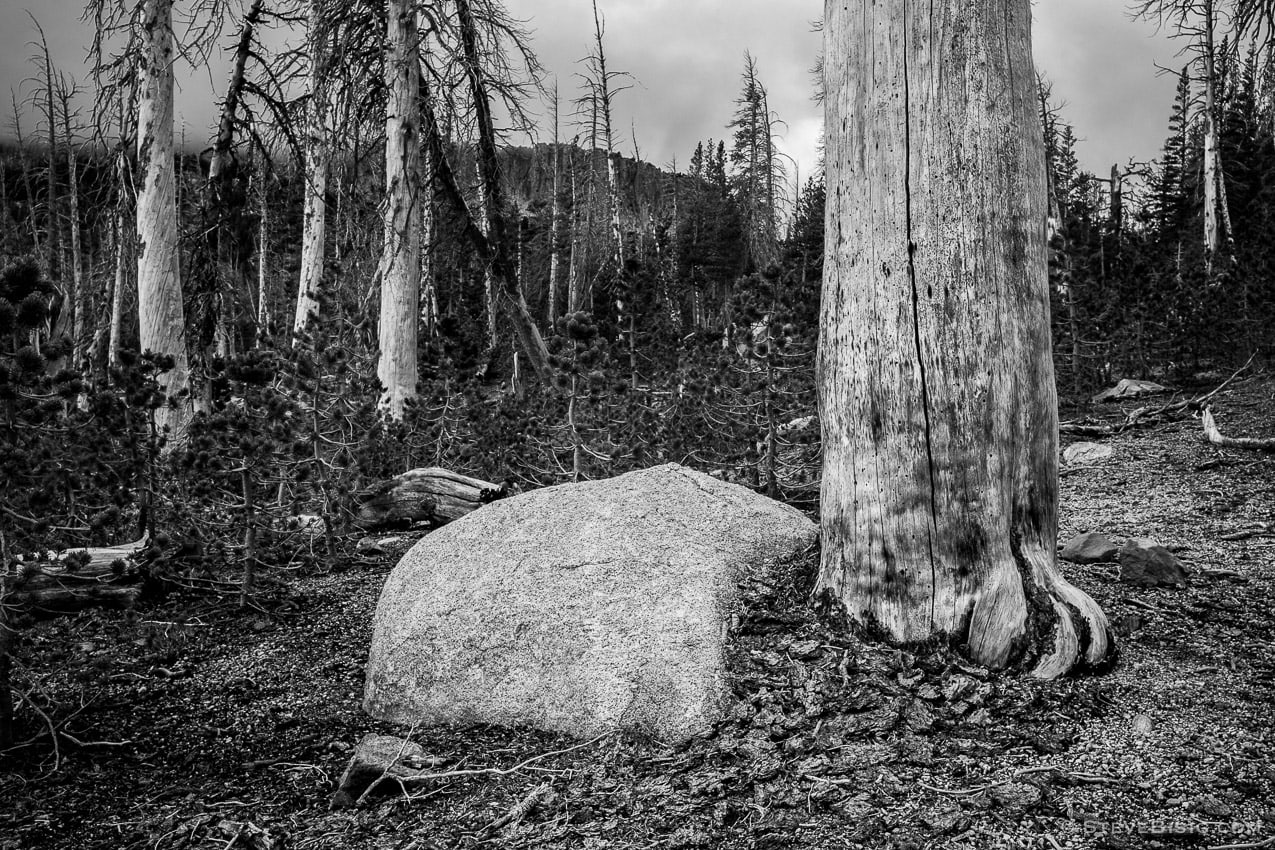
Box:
901, 5, 939, 628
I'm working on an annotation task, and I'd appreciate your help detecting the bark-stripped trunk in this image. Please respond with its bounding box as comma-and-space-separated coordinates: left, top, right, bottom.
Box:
39, 29, 61, 285
294, 0, 327, 341
136, 0, 192, 437
256, 168, 269, 330
10, 98, 42, 258
59, 90, 85, 367
566, 147, 582, 313
547, 86, 563, 328
109, 149, 131, 372
817, 0, 1111, 677
591, 0, 624, 269
475, 159, 498, 348
377, 0, 422, 419
1202, 0, 1220, 261
207, 0, 265, 357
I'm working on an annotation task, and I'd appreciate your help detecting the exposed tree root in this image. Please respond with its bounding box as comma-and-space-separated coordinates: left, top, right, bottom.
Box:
1201, 406, 1275, 452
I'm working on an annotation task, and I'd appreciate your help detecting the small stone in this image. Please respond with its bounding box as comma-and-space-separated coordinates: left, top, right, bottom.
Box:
1060, 531, 1120, 564
1119, 538, 1190, 588
1131, 713, 1153, 734
331, 734, 435, 808
1063, 442, 1115, 465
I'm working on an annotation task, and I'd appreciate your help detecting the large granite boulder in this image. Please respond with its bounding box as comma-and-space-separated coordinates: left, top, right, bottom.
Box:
364, 463, 816, 742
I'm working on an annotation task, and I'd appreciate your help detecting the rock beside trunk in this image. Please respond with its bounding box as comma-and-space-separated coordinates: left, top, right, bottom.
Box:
1119, 538, 1190, 588
1062, 442, 1114, 466
1059, 532, 1120, 564
363, 463, 816, 743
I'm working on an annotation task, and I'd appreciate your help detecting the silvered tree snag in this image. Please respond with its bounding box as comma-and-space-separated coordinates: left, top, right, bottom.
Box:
294, 0, 329, 341
817, 0, 1112, 677
136, 0, 192, 438
377, 0, 422, 419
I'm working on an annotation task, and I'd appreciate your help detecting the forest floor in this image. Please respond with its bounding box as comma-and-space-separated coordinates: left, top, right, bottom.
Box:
3, 374, 1275, 850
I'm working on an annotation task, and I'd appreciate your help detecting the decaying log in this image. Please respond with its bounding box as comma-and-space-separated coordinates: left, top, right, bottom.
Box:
4, 537, 147, 616
354, 468, 506, 530
1201, 406, 1275, 452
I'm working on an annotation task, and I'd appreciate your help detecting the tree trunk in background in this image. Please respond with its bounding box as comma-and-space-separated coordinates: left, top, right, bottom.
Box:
547, 84, 563, 328
136, 0, 192, 437
818, 0, 1111, 677
256, 167, 270, 331
109, 149, 131, 372
454, 0, 552, 377
1202, 0, 1220, 261
294, 0, 328, 342
567, 146, 582, 313
475, 158, 498, 348
59, 85, 85, 368
591, 0, 624, 269
207, 0, 265, 357
377, 0, 422, 419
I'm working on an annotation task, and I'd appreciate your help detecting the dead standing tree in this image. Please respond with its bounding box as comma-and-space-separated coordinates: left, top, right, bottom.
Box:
818, 0, 1113, 676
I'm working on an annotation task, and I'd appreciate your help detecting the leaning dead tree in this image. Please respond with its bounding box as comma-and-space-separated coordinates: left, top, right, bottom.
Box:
818, 0, 1112, 677
420, 0, 552, 378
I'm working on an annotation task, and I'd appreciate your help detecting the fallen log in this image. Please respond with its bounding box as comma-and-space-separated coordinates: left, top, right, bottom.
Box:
1201, 407, 1275, 452
5, 537, 148, 617
354, 468, 506, 530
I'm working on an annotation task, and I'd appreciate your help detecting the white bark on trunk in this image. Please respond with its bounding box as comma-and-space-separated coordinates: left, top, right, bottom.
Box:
567, 147, 582, 313
109, 150, 129, 372
294, 0, 328, 341
547, 86, 563, 327
257, 169, 269, 330
1203, 1, 1220, 259
136, 0, 191, 437
591, 0, 623, 268
377, 0, 422, 420
60, 96, 84, 367
818, 0, 1110, 676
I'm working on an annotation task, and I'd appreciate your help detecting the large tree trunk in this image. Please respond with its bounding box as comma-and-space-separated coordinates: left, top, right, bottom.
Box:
377, 0, 422, 419
136, 0, 192, 438
294, 0, 328, 342
817, 0, 1111, 677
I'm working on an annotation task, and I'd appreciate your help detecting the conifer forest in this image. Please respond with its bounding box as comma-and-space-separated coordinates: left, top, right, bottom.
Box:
1, 1, 1274, 848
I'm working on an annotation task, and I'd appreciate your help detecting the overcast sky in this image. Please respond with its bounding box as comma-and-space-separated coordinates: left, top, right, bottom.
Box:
0, 0, 1182, 183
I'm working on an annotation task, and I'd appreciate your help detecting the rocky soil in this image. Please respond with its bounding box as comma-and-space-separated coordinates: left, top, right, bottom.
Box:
2, 375, 1273, 850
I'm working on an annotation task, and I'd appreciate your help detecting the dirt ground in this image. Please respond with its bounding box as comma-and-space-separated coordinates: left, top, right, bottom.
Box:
2, 374, 1273, 850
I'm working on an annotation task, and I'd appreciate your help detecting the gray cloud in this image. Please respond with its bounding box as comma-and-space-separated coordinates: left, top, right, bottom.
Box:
0, 0, 1179, 181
